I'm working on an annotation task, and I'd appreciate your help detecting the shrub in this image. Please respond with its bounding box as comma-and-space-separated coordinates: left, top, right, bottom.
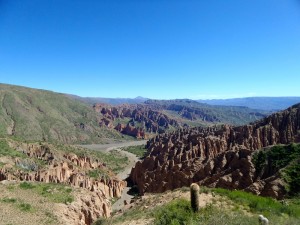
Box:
18, 203, 32, 212
154, 199, 195, 225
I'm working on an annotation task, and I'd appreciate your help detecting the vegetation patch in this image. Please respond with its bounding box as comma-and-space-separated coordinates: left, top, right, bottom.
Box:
0, 139, 24, 158
122, 145, 147, 158
57, 144, 129, 174
283, 160, 300, 195
1, 197, 34, 213
20, 182, 35, 189
154, 199, 259, 225
1, 197, 17, 203
19, 182, 74, 204
213, 188, 300, 218
96, 187, 300, 225
88, 168, 110, 180
18, 202, 33, 212
252, 143, 300, 196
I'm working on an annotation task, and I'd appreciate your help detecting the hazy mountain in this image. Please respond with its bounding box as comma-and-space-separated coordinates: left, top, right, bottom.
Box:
67, 95, 149, 105
197, 97, 300, 111
0, 83, 122, 144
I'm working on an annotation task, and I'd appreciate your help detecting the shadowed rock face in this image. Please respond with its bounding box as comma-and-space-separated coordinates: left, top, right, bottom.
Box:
130, 104, 300, 199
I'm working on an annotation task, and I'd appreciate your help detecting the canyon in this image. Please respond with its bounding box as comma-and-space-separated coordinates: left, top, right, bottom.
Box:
130, 103, 300, 199
94, 99, 268, 139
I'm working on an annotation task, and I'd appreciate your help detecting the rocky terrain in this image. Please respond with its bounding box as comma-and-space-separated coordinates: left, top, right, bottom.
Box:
130, 103, 300, 199
94, 99, 269, 138
94, 103, 180, 138
0, 139, 126, 224
0, 84, 272, 143
144, 99, 268, 125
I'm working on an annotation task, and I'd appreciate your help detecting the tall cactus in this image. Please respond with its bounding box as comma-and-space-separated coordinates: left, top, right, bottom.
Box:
190, 183, 200, 212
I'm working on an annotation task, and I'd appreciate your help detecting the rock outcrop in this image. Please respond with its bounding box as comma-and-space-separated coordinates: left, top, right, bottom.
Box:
0, 141, 126, 224
144, 99, 267, 124
130, 103, 300, 199
94, 103, 180, 138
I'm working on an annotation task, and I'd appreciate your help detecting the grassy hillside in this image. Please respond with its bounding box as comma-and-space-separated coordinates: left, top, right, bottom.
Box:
96, 187, 300, 225
0, 83, 123, 144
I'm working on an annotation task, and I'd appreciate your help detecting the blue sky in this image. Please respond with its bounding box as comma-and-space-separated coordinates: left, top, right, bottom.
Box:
0, 0, 300, 99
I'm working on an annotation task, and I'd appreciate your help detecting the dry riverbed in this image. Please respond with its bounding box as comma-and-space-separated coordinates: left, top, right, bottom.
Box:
80, 140, 147, 211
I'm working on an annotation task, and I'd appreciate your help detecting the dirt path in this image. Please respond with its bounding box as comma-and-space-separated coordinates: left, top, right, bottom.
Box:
81, 140, 147, 211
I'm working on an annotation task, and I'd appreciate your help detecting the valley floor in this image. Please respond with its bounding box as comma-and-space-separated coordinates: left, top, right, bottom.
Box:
79, 140, 147, 211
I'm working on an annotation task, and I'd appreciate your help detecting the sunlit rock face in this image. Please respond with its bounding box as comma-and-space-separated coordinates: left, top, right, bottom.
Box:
130, 104, 300, 199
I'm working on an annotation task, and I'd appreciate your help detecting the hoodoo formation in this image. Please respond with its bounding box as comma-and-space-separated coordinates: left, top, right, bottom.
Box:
130, 103, 300, 199
0, 140, 125, 224
94, 103, 180, 138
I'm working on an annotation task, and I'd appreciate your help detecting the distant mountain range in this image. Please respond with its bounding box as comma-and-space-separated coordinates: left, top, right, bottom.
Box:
1, 83, 299, 144
197, 97, 300, 111
68, 95, 149, 105
69, 95, 300, 111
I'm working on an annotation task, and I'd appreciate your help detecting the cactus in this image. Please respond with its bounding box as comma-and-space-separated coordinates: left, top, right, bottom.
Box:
190, 183, 200, 212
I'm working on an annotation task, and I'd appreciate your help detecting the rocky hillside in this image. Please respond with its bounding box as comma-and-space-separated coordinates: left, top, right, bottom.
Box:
94, 103, 180, 139
94, 99, 269, 138
130, 103, 300, 199
0, 138, 126, 224
0, 83, 122, 144
145, 99, 268, 125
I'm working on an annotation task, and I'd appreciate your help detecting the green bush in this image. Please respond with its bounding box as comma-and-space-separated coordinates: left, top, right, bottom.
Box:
283, 160, 300, 195
154, 199, 196, 225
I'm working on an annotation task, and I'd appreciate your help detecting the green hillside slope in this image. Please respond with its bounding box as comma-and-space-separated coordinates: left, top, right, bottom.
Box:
0, 83, 122, 143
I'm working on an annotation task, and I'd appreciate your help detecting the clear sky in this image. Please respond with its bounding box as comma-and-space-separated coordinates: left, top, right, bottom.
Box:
0, 0, 300, 99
